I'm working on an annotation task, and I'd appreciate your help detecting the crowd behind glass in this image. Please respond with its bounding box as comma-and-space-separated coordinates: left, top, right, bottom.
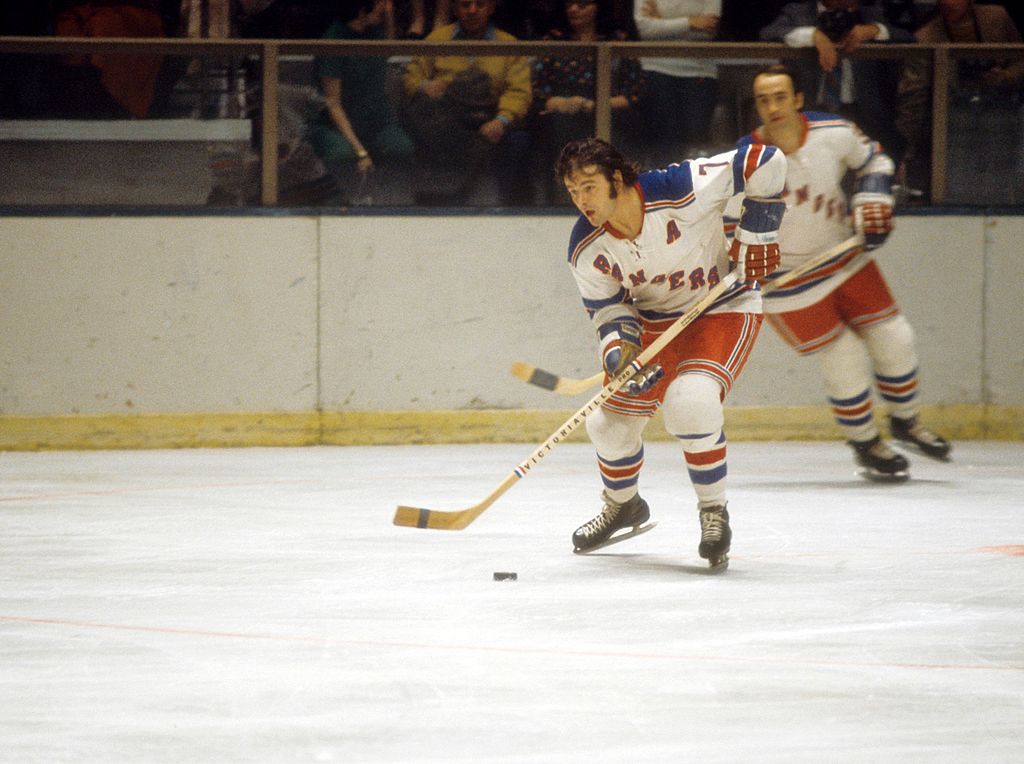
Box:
0, 0, 1021, 207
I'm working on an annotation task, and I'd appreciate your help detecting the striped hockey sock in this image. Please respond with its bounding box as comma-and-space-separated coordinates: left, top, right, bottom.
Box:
876, 368, 919, 420
829, 388, 876, 442
681, 430, 727, 508
598, 446, 644, 504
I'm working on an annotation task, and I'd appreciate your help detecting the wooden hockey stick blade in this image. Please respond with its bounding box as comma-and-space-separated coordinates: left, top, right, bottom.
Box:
394, 272, 739, 531
511, 233, 865, 396
510, 361, 604, 395
394, 474, 518, 530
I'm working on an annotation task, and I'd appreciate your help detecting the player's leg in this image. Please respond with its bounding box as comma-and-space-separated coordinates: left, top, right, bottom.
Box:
844, 262, 952, 460
572, 407, 653, 553
767, 281, 909, 480
660, 311, 761, 568
662, 373, 731, 568
860, 315, 952, 459
816, 328, 910, 480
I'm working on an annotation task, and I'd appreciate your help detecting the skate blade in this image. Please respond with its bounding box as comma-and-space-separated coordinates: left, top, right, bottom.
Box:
573, 522, 657, 555
858, 468, 910, 483
891, 440, 952, 463
706, 554, 729, 572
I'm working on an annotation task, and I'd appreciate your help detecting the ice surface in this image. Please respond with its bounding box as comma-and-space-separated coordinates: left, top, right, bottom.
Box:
1, 442, 1022, 762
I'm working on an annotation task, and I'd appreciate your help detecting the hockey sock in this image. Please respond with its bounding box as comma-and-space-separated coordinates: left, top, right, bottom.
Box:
818, 330, 877, 441
586, 406, 649, 504
682, 431, 728, 508
862, 316, 920, 419
598, 447, 645, 504
662, 373, 728, 505
828, 388, 877, 442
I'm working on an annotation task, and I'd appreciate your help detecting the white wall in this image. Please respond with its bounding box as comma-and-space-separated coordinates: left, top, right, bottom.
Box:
0, 213, 1019, 417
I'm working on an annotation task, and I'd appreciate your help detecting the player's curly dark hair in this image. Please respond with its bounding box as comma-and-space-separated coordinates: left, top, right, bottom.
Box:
555, 137, 640, 187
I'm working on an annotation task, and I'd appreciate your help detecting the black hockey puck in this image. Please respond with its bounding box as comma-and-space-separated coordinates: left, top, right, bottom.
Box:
493, 571, 517, 581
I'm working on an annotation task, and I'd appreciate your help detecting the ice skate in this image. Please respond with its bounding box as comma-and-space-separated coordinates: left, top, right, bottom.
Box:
849, 436, 910, 482
889, 415, 951, 461
698, 504, 731, 571
572, 491, 655, 554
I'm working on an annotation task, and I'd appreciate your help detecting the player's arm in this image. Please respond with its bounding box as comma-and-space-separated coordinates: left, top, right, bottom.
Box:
848, 130, 896, 249
586, 290, 664, 395
728, 144, 787, 283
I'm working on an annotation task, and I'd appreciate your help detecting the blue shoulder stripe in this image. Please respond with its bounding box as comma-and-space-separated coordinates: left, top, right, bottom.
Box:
638, 163, 694, 205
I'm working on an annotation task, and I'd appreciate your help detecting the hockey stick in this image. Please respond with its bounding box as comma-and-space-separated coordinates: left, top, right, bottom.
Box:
510, 233, 866, 396
393, 270, 741, 531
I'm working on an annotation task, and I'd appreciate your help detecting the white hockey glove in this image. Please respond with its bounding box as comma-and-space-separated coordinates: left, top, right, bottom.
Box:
852, 202, 893, 250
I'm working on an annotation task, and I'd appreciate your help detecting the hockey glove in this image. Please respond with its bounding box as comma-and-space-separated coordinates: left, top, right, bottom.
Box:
732, 196, 784, 284
853, 202, 893, 249
622, 363, 664, 396
603, 338, 663, 396
729, 239, 781, 284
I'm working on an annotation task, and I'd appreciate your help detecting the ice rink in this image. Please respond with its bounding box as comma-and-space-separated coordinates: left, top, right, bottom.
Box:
2, 440, 1022, 762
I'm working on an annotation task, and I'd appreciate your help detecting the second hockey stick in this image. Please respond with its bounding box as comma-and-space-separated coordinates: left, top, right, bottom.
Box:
393, 270, 741, 531
510, 233, 865, 396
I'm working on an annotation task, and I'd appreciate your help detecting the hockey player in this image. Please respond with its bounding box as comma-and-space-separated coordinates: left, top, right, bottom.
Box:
730, 63, 951, 481
557, 137, 786, 567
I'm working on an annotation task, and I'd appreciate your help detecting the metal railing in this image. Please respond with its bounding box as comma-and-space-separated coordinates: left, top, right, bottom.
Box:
1, 36, 1022, 206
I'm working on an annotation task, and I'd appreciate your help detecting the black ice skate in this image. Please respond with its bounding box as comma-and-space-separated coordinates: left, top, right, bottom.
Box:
572, 491, 656, 554
849, 436, 910, 482
889, 415, 952, 461
698, 504, 731, 571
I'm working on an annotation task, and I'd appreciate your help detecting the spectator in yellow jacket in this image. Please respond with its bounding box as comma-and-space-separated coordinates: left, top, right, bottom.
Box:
401, 0, 533, 204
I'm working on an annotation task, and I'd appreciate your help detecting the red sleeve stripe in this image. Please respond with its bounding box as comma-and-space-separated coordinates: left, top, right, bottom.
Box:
743, 144, 764, 181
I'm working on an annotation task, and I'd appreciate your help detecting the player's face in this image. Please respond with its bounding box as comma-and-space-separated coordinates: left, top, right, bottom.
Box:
753, 73, 804, 129
563, 165, 619, 227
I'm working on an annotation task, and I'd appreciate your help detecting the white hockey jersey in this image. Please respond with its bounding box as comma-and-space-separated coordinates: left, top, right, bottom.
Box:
726, 111, 895, 313
567, 145, 786, 342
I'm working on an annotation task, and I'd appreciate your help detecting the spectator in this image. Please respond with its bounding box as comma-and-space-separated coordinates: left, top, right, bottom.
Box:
634, 0, 722, 167
895, 0, 1024, 202
206, 84, 340, 206
307, 0, 414, 204
759, 0, 913, 165
52, 0, 167, 119
530, 0, 646, 203
427, 0, 561, 39
400, 0, 532, 204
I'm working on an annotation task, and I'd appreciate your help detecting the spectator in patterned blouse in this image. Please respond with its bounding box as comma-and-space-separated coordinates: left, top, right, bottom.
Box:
531, 0, 645, 203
